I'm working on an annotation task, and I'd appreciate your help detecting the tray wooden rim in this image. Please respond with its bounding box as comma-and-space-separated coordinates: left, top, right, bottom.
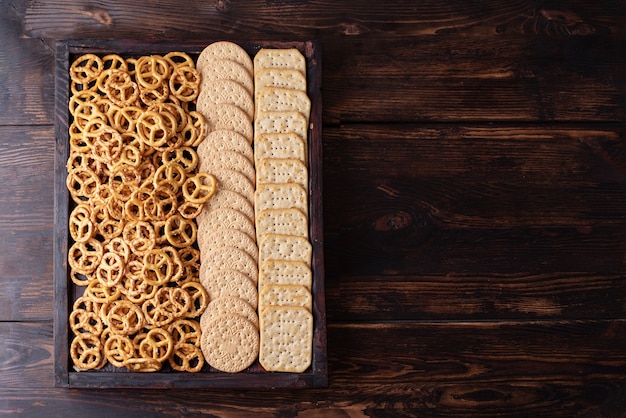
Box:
53, 39, 326, 389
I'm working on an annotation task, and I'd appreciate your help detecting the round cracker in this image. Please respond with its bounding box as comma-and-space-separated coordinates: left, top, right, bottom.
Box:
201, 312, 259, 373
198, 103, 253, 143
201, 296, 259, 329
199, 129, 254, 163
200, 245, 258, 284
197, 41, 253, 75
212, 168, 255, 203
200, 59, 253, 96
197, 79, 254, 120
196, 207, 256, 241
198, 227, 258, 262
197, 146, 256, 185
201, 189, 254, 223
201, 269, 258, 309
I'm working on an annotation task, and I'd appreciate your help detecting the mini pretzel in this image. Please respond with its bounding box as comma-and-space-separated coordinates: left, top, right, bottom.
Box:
142, 248, 174, 286
70, 334, 104, 371
168, 343, 204, 373
164, 214, 197, 248
180, 281, 209, 318
66, 167, 101, 203
164, 51, 194, 69
138, 328, 174, 363
153, 162, 187, 193
136, 111, 171, 148
86, 279, 122, 303
122, 220, 156, 255
168, 319, 202, 347
104, 69, 139, 106
103, 334, 134, 368
70, 54, 103, 84
68, 238, 103, 276
123, 357, 162, 372
144, 186, 178, 221
161, 146, 198, 174
135, 55, 171, 90
181, 172, 217, 204
69, 204, 94, 243
169, 66, 200, 102
105, 299, 146, 336
95, 252, 125, 287
69, 308, 103, 336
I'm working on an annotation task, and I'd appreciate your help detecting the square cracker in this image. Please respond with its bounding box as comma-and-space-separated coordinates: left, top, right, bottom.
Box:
254, 183, 308, 219
254, 133, 307, 167
254, 68, 307, 104
257, 87, 311, 123
258, 284, 312, 314
254, 48, 306, 76
259, 306, 313, 373
256, 158, 308, 191
254, 111, 308, 144
258, 233, 312, 267
259, 260, 312, 290
256, 207, 308, 240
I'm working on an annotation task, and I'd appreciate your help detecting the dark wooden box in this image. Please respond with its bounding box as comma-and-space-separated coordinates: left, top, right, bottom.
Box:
53, 39, 326, 388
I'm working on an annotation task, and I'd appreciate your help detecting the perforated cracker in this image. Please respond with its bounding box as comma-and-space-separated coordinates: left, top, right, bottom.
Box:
254, 133, 306, 167
257, 158, 308, 191
254, 48, 306, 75
258, 233, 312, 267
257, 87, 310, 122
254, 111, 308, 144
258, 284, 312, 314
259, 306, 312, 373
254, 183, 308, 219
199, 59, 254, 96
256, 208, 308, 239
259, 260, 312, 290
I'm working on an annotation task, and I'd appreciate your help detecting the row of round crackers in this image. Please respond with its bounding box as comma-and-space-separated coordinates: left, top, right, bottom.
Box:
253, 48, 314, 374
195, 42, 259, 373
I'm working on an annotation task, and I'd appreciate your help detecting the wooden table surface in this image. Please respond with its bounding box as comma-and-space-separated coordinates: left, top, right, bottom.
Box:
2, 1, 626, 416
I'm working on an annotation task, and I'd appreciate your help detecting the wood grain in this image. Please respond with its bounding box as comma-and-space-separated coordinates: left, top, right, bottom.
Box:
2, 321, 626, 416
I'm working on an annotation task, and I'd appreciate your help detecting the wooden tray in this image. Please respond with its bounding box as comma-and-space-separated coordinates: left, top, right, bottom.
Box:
53, 39, 326, 388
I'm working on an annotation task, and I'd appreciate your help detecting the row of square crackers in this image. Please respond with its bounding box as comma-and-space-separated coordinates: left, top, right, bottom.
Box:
253, 48, 314, 374
195, 42, 260, 373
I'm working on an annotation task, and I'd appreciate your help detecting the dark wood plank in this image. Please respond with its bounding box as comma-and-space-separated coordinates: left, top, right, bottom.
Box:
2, 321, 626, 416
2, 1, 625, 125
322, 124, 626, 320
0, 126, 54, 321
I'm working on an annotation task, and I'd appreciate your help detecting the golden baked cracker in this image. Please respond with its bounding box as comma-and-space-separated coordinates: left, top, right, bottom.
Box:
201, 312, 259, 373
254, 133, 306, 167
201, 268, 258, 309
256, 158, 308, 191
197, 145, 256, 185
212, 168, 255, 203
257, 87, 310, 122
197, 227, 258, 262
196, 207, 256, 241
256, 208, 308, 240
201, 189, 254, 223
259, 260, 312, 290
197, 41, 253, 76
259, 306, 312, 373
254, 183, 308, 219
254, 68, 307, 102
253, 48, 306, 76
200, 245, 258, 284
200, 296, 259, 329
199, 129, 254, 163
198, 103, 253, 143
254, 111, 308, 144
258, 233, 312, 267
199, 59, 254, 96
197, 79, 254, 120
258, 284, 312, 314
